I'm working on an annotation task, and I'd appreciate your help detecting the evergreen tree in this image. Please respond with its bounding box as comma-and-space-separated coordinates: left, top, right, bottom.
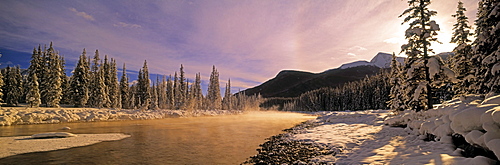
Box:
451, 1, 474, 95
166, 75, 174, 109
158, 75, 168, 109
119, 63, 130, 109
222, 79, 232, 110
88, 50, 108, 108
469, 0, 500, 93
27, 47, 43, 107
399, 0, 441, 111
178, 64, 186, 109
207, 65, 221, 110
3, 66, 22, 106
69, 49, 90, 107
173, 72, 180, 109
107, 58, 120, 108
26, 72, 41, 108
388, 53, 405, 111
0, 71, 3, 106
137, 60, 151, 109
150, 82, 159, 110
193, 73, 203, 110
60, 56, 71, 104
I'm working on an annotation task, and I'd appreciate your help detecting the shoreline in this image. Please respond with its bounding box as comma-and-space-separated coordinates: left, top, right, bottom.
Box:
0, 107, 242, 126
245, 110, 499, 164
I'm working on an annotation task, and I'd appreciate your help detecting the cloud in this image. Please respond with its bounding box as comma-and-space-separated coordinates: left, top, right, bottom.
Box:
383, 37, 405, 44
348, 46, 368, 51
347, 53, 357, 57
113, 22, 142, 28
69, 8, 95, 21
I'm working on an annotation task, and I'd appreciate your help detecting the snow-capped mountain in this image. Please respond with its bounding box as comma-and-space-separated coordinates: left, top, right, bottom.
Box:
339, 52, 405, 69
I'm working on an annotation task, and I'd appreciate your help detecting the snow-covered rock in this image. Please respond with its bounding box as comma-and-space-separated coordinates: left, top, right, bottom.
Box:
31, 132, 77, 139
384, 93, 500, 161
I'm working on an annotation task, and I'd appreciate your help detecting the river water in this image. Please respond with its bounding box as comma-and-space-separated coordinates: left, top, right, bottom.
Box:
0, 111, 315, 165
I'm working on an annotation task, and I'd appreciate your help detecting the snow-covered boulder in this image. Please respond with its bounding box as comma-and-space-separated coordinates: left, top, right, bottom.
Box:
31, 132, 77, 139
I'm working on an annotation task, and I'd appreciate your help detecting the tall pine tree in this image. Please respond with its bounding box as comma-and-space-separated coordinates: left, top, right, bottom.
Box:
69, 49, 90, 107
451, 1, 474, 95
120, 63, 130, 109
399, 0, 441, 111
137, 60, 151, 109
207, 65, 221, 110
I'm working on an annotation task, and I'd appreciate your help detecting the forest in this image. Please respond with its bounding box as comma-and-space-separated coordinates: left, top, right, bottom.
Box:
0, 44, 262, 111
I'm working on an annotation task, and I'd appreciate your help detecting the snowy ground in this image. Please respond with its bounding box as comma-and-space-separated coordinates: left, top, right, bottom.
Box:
0, 133, 130, 158
290, 108, 498, 164
0, 107, 241, 126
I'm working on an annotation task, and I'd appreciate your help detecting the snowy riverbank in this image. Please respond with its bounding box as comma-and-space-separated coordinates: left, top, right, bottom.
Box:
0, 133, 130, 158
247, 106, 499, 164
0, 107, 241, 126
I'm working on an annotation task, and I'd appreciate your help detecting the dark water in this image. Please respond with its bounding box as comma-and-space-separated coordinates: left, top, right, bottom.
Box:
0, 111, 315, 165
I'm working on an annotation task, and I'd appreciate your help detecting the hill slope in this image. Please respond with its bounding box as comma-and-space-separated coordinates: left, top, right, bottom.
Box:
243, 65, 382, 98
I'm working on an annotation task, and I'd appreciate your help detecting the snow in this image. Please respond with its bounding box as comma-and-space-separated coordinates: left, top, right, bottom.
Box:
339, 52, 404, 69
0, 133, 130, 158
290, 110, 498, 164
384, 93, 500, 163
31, 132, 76, 139
429, 21, 440, 31
288, 93, 500, 164
428, 56, 441, 79
0, 107, 241, 126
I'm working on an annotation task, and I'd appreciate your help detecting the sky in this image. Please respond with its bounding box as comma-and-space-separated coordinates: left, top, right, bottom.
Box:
0, 0, 478, 92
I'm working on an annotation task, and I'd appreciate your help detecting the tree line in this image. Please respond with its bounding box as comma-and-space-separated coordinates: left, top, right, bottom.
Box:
0, 43, 262, 111
274, 0, 500, 112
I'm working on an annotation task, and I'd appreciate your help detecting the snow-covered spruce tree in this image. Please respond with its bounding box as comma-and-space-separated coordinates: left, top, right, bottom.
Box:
399, 0, 441, 111
26, 72, 41, 108
193, 73, 203, 110
178, 64, 186, 109
450, 1, 474, 95
69, 49, 90, 107
137, 60, 151, 109
0, 71, 3, 106
102, 55, 111, 108
166, 75, 174, 109
222, 79, 232, 110
59, 56, 71, 105
2, 66, 22, 106
43, 43, 64, 107
26, 47, 43, 107
207, 65, 222, 110
119, 63, 130, 109
150, 82, 159, 110
106, 57, 120, 108
88, 50, 109, 108
157, 75, 167, 109
388, 53, 405, 111
173, 72, 180, 109
469, 0, 500, 94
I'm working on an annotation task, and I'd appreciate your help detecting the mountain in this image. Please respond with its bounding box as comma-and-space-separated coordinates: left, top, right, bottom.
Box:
242, 65, 382, 98
242, 52, 403, 98
340, 52, 405, 69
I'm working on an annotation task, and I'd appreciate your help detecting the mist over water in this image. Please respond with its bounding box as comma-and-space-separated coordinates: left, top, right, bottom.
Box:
0, 111, 315, 164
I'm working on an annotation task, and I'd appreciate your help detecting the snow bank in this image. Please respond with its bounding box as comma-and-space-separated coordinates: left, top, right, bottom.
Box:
0, 108, 241, 126
385, 93, 500, 163
0, 133, 130, 158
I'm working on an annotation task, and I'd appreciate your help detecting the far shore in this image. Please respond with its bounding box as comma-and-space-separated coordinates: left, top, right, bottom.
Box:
0, 106, 242, 126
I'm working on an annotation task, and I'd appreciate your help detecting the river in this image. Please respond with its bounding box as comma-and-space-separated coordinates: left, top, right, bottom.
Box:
0, 111, 315, 165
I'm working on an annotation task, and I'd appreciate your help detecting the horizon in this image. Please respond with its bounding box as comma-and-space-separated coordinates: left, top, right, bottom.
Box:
0, 0, 478, 91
